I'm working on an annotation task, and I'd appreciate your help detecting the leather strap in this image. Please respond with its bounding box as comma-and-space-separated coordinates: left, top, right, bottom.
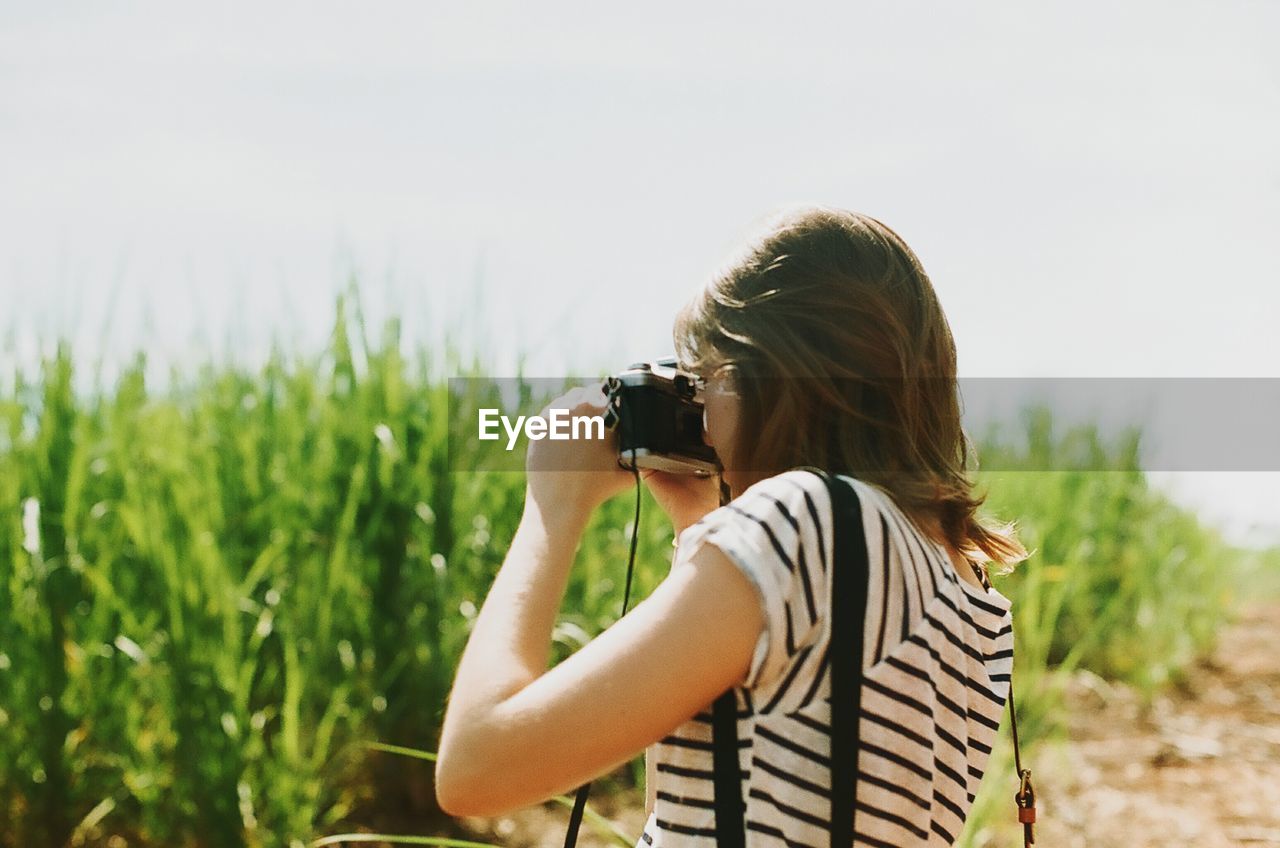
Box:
711, 468, 866, 847
711, 475, 747, 848
711, 690, 746, 847
827, 471, 868, 848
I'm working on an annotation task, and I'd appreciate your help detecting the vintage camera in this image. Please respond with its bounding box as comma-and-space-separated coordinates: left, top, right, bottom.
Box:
602, 358, 721, 477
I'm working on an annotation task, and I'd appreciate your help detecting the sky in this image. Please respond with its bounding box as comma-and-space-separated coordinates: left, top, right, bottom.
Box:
1, 1, 1277, 543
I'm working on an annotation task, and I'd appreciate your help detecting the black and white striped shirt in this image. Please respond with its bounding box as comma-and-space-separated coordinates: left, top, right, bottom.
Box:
637, 470, 1014, 847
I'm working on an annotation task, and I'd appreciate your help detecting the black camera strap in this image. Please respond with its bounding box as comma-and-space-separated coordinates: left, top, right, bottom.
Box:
562, 443, 644, 848
711, 467, 868, 848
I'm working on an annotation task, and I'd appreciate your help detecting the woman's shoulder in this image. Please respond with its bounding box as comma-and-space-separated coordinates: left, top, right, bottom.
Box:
680, 469, 831, 540
711, 469, 903, 543
739, 469, 905, 527
740, 467, 833, 499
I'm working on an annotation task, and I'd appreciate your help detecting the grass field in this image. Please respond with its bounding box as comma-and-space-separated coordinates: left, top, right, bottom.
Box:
0, 298, 1273, 848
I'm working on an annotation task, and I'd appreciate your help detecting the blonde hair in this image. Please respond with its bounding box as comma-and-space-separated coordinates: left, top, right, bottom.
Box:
675, 205, 1028, 569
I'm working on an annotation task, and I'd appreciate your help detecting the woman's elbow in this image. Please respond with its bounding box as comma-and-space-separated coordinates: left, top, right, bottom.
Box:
435, 736, 483, 817
436, 753, 483, 817
434, 769, 472, 818
435, 734, 510, 818
436, 768, 519, 818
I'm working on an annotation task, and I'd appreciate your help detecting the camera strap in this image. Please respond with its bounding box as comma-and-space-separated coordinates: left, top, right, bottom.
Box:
562, 445, 645, 848
710, 467, 868, 848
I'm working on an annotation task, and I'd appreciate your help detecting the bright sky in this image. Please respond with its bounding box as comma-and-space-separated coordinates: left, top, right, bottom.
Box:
2, 1, 1277, 543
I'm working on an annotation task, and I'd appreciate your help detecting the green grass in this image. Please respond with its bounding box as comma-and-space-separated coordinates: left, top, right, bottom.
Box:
0, 296, 1270, 847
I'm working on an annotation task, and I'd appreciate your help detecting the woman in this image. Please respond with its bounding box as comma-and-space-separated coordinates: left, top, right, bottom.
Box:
435, 205, 1028, 846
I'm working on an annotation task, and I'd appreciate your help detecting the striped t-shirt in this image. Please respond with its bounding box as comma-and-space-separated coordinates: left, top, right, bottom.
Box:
636, 469, 1014, 847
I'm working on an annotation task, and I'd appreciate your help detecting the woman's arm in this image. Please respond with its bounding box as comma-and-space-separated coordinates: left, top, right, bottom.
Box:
434, 387, 759, 818
438, 491, 589, 725
435, 501, 761, 816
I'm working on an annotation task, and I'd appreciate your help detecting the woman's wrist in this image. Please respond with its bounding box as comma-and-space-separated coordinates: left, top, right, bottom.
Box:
522, 485, 591, 541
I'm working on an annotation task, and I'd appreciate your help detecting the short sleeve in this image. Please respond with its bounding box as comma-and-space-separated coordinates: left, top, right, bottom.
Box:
674, 469, 832, 691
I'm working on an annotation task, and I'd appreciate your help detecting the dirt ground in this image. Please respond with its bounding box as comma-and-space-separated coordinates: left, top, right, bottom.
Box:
1015, 601, 1280, 848
450, 601, 1280, 848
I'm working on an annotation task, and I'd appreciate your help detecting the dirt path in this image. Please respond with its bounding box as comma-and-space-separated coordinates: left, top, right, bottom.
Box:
1014, 601, 1280, 848
453, 602, 1280, 847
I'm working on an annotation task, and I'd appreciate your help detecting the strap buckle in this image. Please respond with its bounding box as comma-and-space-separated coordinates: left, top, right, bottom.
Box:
1015, 768, 1037, 844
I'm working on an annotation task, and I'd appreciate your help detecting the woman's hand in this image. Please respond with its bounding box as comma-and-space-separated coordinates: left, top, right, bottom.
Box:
524, 383, 635, 528
522, 381, 722, 536
640, 468, 721, 536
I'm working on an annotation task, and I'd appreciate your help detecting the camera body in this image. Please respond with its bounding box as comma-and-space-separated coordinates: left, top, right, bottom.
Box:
603, 358, 721, 477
